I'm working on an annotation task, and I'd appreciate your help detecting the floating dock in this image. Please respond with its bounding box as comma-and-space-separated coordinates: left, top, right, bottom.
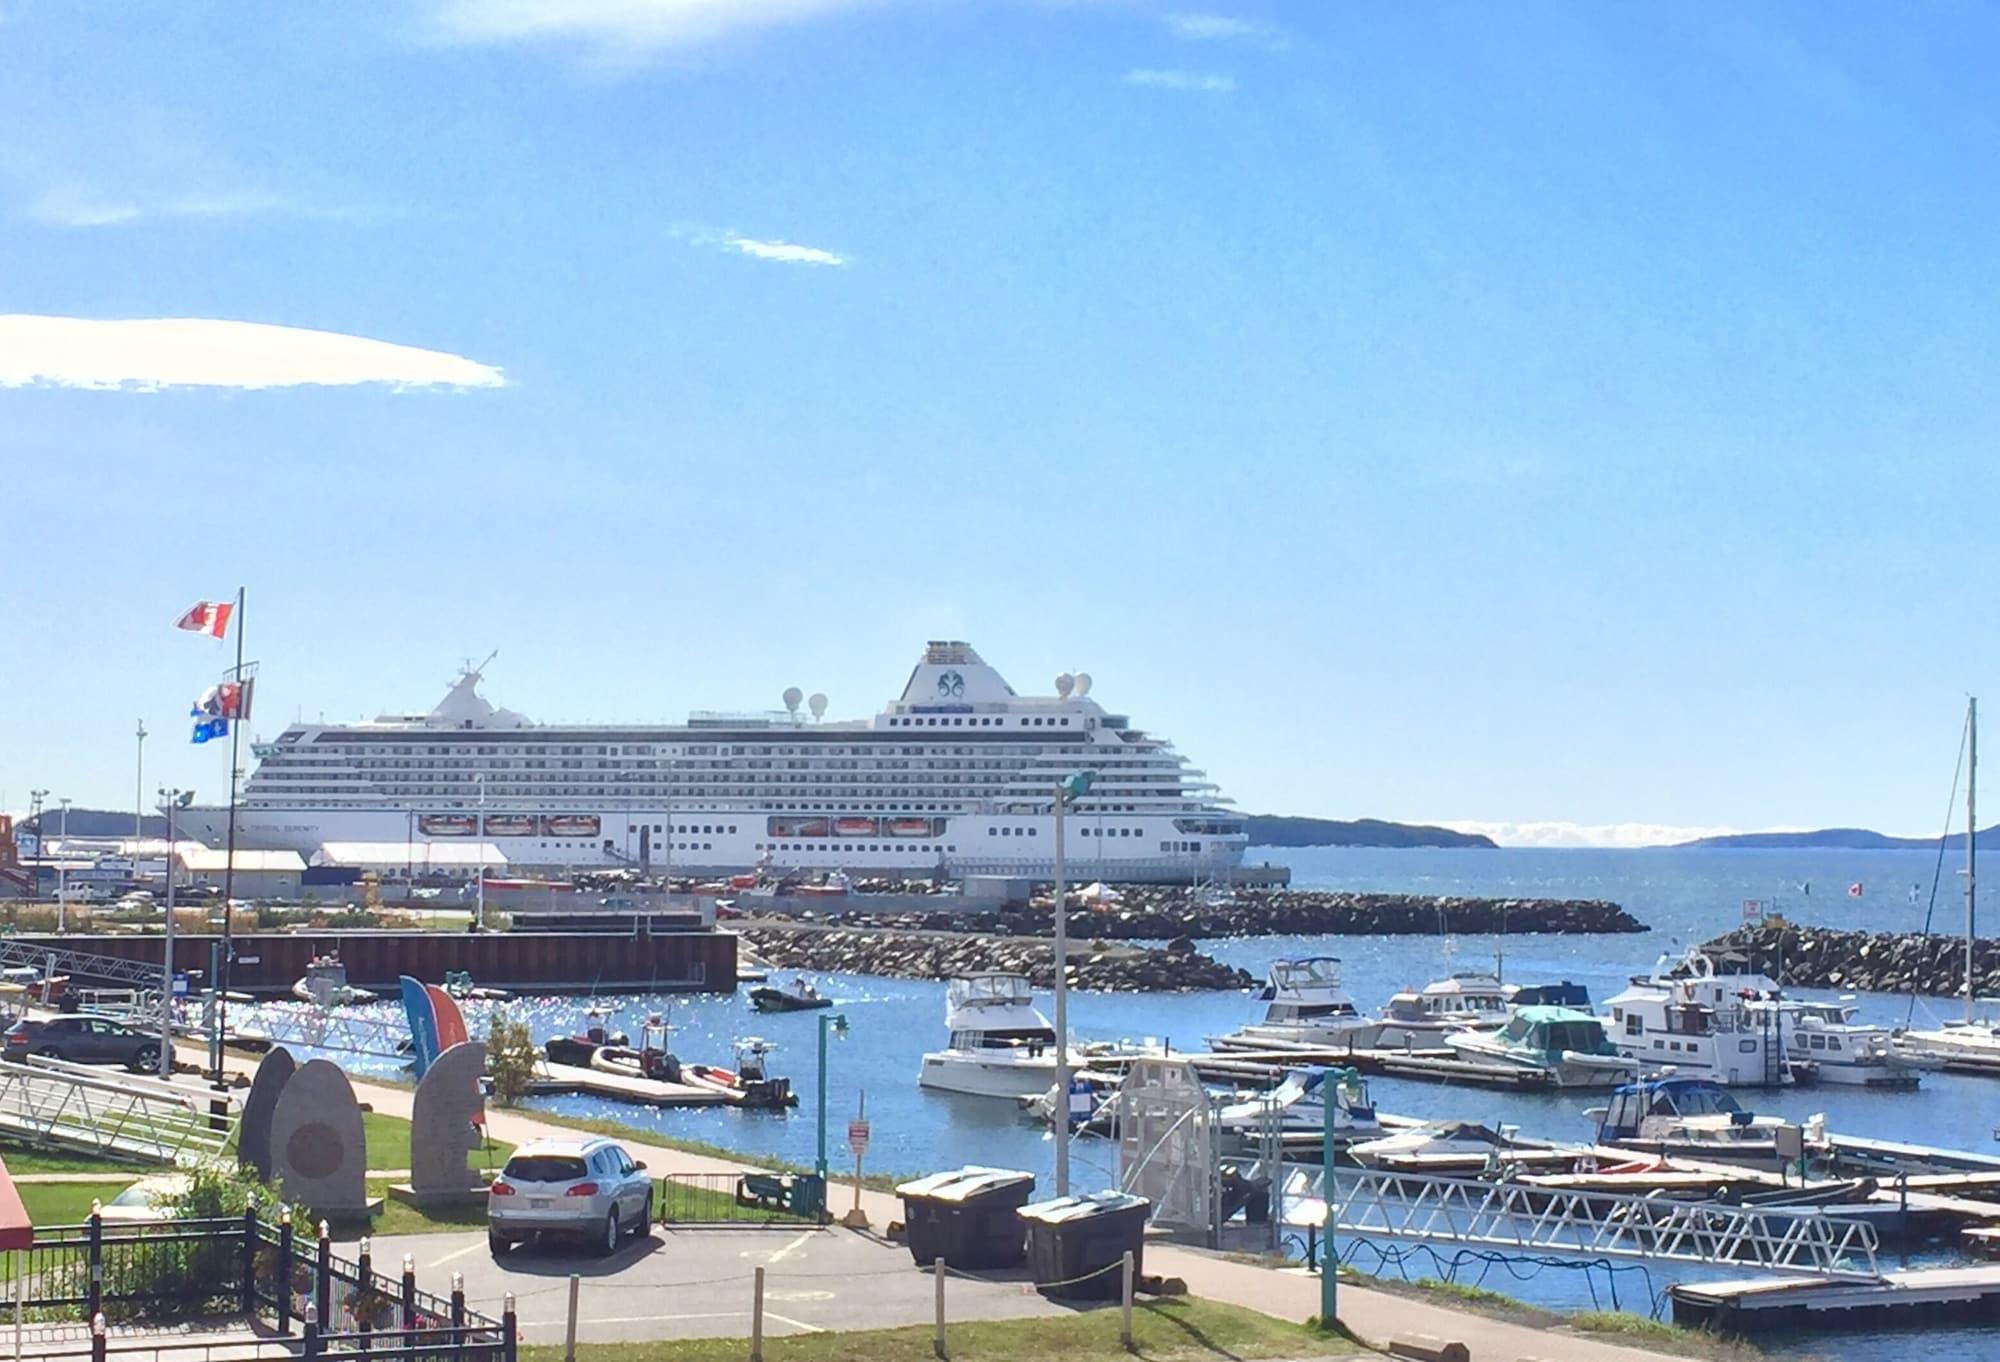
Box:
1162, 1041, 1562, 1091
526, 1060, 726, 1107
1672, 1265, 2000, 1332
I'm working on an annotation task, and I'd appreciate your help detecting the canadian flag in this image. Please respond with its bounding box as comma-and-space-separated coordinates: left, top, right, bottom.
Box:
1848, 882, 1864, 898
175, 601, 233, 639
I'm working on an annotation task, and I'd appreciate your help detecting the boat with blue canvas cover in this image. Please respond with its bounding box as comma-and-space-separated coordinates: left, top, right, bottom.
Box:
1445, 1006, 1638, 1088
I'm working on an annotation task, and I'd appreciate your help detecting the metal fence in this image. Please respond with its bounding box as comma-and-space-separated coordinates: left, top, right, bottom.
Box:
657, 1171, 826, 1227
3, 1209, 517, 1362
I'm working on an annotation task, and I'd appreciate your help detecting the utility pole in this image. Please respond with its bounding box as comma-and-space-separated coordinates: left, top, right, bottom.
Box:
57, 797, 70, 931
159, 787, 184, 1077
1969, 697, 1979, 1024
135, 720, 147, 843
1051, 769, 1093, 1198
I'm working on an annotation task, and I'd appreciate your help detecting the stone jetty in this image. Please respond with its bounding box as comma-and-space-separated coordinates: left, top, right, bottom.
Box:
736, 921, 1254, 993
1701, 918, 1995, 999
821, 887, 1645, 939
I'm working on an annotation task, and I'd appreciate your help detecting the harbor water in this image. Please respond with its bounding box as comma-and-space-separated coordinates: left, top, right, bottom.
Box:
329, 845, 1999, 1359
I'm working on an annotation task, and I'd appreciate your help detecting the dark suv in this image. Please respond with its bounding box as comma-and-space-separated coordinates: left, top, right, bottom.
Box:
4, 1016, 168, 1073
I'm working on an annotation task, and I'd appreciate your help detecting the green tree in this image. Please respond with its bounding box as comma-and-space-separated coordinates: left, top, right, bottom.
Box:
487, 1005, 539, 1107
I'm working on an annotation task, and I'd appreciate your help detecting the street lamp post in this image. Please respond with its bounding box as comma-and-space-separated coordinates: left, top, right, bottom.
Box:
1052, 770, 1093, 1198
28, 791, 46, 904
158, 787, 190, 1077
135, 721, 147, 843
474, 774, 487, 931
57, 797, 71, 932
815, 1012, 849, 1181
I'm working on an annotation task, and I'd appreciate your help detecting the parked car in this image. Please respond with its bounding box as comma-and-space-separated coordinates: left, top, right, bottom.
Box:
98, 1174, 191, 1224
3, 1015, 169, 1073
487, 1137, 652, 1256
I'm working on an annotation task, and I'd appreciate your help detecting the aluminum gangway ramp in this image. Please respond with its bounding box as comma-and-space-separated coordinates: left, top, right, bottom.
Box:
0, 1056, 236, 1165
1287, 1165, 1882, 1280
0, 938, 165, 991
224, 1000, 446, 1060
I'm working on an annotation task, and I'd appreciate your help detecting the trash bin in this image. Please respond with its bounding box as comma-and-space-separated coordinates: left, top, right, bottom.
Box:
1017, 1191, 1150, 1300
895, 1167, 1038, 1269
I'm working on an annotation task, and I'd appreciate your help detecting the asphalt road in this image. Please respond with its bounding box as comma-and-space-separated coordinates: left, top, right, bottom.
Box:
372, 1224, 1078, 1344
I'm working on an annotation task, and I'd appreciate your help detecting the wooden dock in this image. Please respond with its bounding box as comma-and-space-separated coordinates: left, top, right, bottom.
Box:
526, 1060, 725, 1107
1672, 1265, 2000, 1332
1141, 1042, 1561, 1092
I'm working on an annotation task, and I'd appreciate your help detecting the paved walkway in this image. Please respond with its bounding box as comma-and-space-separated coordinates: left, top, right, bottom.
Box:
168, 1042, 1684, 1361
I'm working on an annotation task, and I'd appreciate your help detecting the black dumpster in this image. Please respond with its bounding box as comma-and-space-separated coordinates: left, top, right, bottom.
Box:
1017, 1191, 1150, 1300
895, 1167, 1037, 1269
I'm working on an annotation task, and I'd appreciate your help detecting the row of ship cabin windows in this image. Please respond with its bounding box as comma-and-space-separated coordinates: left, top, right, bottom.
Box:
888, 716, 1074, 728
630, 824, 738, 835
758, 843, 957, 854
1653, 1038, 1761, 1054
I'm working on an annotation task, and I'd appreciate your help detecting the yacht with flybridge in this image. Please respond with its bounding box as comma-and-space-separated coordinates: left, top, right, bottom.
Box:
170, 641, 1248, 881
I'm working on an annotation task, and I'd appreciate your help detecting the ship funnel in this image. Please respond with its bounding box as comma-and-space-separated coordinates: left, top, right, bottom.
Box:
782, 687, 803, 716
808, 692, 828, 721
1055, 673, 1075, 698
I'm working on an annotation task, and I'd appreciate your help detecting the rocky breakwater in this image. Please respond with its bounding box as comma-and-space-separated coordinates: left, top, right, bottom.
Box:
1702, 918, 1999, 998
736, 922, 1253, 993
827, 888, 1646, 939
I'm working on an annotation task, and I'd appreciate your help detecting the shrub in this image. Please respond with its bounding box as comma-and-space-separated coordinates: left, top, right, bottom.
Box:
486, 1006, 539, 1107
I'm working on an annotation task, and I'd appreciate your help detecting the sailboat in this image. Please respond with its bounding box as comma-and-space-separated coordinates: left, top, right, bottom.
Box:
1896, 699, 1996, 1069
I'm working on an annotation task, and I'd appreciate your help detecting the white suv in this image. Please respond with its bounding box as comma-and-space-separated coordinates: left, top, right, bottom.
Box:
488, 1137, 653, 1256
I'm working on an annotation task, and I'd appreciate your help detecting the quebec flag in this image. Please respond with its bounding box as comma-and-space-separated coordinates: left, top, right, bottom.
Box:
190, 713, 229, 744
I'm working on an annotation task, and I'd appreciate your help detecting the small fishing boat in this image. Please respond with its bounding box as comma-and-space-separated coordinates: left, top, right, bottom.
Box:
442, 970, 509, 1002
590, 1044, 683, 1083
542, 1006, 630, 1066
1216, 1066, 1382, 1139
685, 1039, 797, 1109
1348, 1120, 1522, 1170
292, 955, 377, 1008
750, 976, 833, 1012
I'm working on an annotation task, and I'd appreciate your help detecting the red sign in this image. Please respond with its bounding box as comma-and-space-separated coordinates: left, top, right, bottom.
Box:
847, 1119, 871, 1159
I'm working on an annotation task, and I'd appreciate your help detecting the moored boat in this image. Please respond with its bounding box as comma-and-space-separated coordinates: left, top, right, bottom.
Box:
1444, 1006, 1639, 1088
1373, 971, 1512, 1048
684, 1039, 797, 1109
292, 955, 377, 1008
1210, 957, 1383, 1053
920, 973, 1062, 1100
750, 976, 833, 1012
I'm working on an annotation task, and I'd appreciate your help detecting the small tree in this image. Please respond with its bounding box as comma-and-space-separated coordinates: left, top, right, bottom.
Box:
486, 1006, 539, 1107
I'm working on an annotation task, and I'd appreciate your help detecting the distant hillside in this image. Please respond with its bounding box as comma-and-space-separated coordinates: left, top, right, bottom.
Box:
1247, 815, 1497, 850
1679, 825, 2000, 851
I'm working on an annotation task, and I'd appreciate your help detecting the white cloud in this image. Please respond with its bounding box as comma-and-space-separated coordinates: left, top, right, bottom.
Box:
0, 316, 505, 392
1165, 12, 1286, 50
1437, 819, 1751, 849
671, 224, 848, 267
724, 233, 847, 266
1125, 68, 1235, 94
422, 0, 879, 54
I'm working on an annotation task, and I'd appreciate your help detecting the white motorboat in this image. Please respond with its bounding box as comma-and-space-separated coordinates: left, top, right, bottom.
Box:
1348, 1120, 1520, 1170
1373, 970, 1512, 1048
292, 955, 377, 1008
1767, 1000, 1918, 1088
1602, 947, 1796, 1087
1211, 957, 1382, 1052
1215, 1066, 1382, 1139
1588, 1077, 1821, 1170
920, 973, 1065, 1100
1444, 1006, 1639, 1087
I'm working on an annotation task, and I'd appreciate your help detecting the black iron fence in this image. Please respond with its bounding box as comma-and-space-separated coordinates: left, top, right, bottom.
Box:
4, 1208, 517, 1361
657, 1171, 826, 1227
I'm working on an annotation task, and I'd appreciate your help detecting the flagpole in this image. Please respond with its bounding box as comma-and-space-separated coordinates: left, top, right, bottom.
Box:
215, 586, 245, 1086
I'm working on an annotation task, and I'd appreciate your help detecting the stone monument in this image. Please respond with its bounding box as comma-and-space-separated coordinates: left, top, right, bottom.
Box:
238, 1046, 296, 1181
400, 1040, 492, 1208
269, 1057, 370, 1218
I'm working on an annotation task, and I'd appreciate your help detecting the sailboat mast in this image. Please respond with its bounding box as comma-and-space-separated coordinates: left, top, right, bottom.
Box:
1969, 696, 1979, 1024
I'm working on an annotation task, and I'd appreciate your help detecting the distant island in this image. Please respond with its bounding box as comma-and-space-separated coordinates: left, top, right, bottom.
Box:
1246, 815, 1496, 850
1678, 825, 2000, 851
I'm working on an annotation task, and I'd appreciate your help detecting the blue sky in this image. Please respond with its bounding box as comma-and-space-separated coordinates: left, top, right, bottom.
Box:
3, 2, 1997, 845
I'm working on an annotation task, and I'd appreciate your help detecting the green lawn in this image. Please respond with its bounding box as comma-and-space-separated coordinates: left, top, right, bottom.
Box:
520, 1297, 1357, 1362
20, 1179, 137, 1226
0, 1143, 151, 1175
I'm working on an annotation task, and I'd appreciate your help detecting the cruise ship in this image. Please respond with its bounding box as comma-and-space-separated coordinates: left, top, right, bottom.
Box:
173, 642, 1248, 883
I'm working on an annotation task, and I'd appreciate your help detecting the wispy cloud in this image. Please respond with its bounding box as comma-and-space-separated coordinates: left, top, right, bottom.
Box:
673, 224, 849, 267
0, 316, 505, 392
1125, 68, 1234, 94
2, 110, 376, 229
421, 0, 880, 58
1164, 12, 1286, 51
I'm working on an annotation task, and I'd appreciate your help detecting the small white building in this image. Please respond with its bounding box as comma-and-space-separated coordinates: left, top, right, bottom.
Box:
175, 847, 307, 899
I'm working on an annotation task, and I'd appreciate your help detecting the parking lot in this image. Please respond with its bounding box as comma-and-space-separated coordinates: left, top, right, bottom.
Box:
373, 1223, 1081, 1345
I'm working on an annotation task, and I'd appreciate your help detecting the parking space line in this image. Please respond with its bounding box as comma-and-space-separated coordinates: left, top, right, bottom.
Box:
524, 1312, 744, 1329
766, 1229, 817, 1264
428, 1241, 487, 1269
765, 1311, 823, 1333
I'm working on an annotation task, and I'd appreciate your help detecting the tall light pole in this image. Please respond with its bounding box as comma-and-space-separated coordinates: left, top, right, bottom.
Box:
474, 774, 488, 930
158, 787, 189, 1077
56, 796, 71, 932
28, 791, 46, 898
135, 721, 147, 843
816, 1011, 849, 1182
1052, 769, 1093, 1198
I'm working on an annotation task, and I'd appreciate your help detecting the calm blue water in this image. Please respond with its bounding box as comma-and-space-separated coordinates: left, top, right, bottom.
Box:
324, 846, 1999, 1357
